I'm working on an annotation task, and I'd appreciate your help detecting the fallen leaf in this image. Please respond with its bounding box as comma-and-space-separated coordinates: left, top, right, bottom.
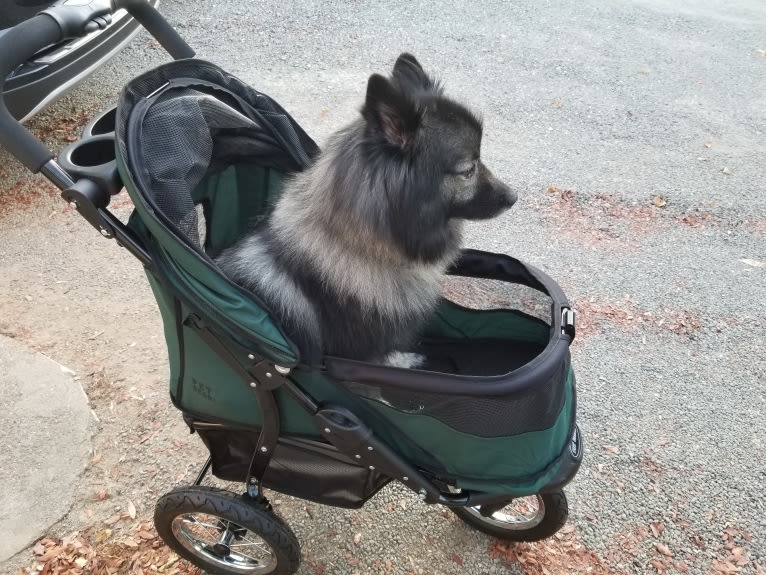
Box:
603, 445, 620, 455
658, 438, 670, 447
90, 453, 102, 465
74, 557, 88, 568
650, 522, 665, 537
547, 185, 559, 194
450, 553, 463, 566
554, 101, 563, 109
656, 543, 673, 557
385, 559, 393, 570
103, 513, 122, 526
652, 196, 667, 208
127, 500, 137, 520
559, 523, 576, 534
137, 530, 155, 540
33, 542, 45, 556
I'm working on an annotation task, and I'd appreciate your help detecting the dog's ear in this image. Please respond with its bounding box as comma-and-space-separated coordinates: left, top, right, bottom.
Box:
392, 53, 442, 95
363, 73, 420, 148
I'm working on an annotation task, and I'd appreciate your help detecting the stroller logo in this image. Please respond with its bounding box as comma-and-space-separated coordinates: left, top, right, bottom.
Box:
192, 378, 215, 401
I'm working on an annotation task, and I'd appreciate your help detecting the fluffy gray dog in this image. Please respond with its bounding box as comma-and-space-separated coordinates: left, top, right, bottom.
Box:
216, 53, 516, 367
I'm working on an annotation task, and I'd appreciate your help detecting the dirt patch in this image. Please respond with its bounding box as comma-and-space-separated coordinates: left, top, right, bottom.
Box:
572, 297, 702, 341
541, 187, 660, 249
0, 177, 59, 217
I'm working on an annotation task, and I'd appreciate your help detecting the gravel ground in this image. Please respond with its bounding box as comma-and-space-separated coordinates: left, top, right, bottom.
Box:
1, 0, 765, 574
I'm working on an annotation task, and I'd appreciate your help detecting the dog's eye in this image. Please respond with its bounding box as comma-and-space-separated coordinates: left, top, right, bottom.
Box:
460, 164, 476, 179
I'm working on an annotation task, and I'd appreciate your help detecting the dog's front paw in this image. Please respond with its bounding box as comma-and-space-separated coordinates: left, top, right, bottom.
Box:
383, 351, 426, 369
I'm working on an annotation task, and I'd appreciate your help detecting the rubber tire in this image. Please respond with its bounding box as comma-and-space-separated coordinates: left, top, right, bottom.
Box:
451, 491, 568, 542
154, 486, 301, 575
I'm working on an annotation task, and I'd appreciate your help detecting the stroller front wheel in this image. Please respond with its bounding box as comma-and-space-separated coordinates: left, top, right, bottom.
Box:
154, 486, 301, 575
451, 490, 568, 542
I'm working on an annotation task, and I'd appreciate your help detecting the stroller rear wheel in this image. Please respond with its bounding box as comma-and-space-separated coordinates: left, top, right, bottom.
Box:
154, 486, 300, 575
451, 491, 568, 542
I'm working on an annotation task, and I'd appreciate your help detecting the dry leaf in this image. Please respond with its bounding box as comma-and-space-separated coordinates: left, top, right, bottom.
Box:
74, 557, 88, 568
603, 445, 620, 455
554, 101, 563, 109
656, 543, 673, 557
652, 196, 667, 208
103, 513, 122, 526
658, 438, 670, 446
547, 185, 559, 194
90, 453, 102, 465
450, 553, 463, 566
127, 500, 137, 520
385, 559, 393, 570
33, 542, 45, 556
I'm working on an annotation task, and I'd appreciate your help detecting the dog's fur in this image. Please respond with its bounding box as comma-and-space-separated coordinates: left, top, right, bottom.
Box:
216, 54, 516, 366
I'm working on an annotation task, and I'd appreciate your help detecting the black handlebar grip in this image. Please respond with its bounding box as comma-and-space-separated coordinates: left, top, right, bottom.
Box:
0, 14, 62, 172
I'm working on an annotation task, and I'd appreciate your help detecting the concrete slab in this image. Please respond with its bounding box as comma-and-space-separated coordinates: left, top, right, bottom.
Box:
0, 335, 93, 562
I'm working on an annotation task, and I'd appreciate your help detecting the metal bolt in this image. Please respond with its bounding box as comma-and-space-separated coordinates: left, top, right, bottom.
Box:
402, 476, 409, 482
367, 446, 374, 451
260, 446, 268, 453
265, 372, 272, 378
354, 454, 361, 459
418, 489, 427, 500
324, 427, 331, 433
247, 354, 255, 360
250, 478, 257, 484
99, 228, 109, 237
69, 201, 78, 209
275, 365, 291, 375
249, 382, 257, 388
368, 465, 375, 470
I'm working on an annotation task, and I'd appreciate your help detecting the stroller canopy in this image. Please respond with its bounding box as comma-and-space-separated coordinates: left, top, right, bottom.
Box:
116, 59, 319, 365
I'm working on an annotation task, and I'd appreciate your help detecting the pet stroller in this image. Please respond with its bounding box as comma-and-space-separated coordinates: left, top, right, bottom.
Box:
0, 2, 582, 574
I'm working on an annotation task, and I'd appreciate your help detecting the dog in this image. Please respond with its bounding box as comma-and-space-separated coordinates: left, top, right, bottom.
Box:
215, 53, 516, 367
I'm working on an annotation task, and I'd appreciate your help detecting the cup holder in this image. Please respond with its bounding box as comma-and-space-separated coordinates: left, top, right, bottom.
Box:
83, 106, 117, 137
59, 134, 121, 196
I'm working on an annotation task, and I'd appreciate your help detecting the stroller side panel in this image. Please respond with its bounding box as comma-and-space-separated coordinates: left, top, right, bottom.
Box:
357, 369, 576, 496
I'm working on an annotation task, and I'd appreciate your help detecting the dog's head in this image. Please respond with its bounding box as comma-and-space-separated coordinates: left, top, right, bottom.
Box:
360, 54, 517, 261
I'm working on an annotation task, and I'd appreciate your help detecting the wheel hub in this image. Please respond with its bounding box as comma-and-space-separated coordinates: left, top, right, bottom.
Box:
211, 543, 231, 557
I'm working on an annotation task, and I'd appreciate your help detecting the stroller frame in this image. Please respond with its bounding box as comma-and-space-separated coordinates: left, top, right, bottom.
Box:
0, 3, 582, 573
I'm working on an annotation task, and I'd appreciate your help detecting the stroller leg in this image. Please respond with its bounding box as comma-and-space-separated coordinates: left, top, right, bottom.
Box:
193, 456, 212, 486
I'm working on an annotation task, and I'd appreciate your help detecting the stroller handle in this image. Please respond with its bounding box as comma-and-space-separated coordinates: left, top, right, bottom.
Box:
0, 0, 194, 176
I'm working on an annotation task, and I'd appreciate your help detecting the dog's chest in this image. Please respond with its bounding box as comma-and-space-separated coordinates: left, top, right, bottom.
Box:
348, 259, 444, 319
